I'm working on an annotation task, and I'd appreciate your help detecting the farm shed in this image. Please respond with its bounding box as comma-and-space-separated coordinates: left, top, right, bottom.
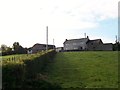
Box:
29, 43, 55, 53
56, 47, 63, 52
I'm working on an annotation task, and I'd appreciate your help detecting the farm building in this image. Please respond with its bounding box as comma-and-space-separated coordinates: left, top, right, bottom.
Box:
56, 47, 64, 52
63, 37, 113, 51
28, 43, 55, 53
27, 47, 32, 54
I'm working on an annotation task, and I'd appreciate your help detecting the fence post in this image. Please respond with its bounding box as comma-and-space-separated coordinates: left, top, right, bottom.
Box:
14, 56, 15, 61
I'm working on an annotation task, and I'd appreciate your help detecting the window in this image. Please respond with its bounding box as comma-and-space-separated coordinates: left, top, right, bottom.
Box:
74, 47, 78, 50
80, 42, 84, 44
81, 47, 83, 50
73, 43, 76, 45
65, 44, 69, 46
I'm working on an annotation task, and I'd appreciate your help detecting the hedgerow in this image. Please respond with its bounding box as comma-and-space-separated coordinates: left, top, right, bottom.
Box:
2, 50, 61, 89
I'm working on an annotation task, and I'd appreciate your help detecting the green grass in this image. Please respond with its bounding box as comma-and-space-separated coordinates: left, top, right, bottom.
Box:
2, 54, 27, 59
45, 51, 118, 88
1, 50, 54, 64
1, 54, 29, 63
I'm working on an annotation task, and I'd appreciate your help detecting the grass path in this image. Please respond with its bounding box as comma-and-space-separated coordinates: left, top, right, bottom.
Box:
45, 51, 118, 88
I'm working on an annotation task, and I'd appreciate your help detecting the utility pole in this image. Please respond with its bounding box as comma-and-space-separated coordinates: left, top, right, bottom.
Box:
84, 33, 86, 38
53, 38, 54, 49
46, 26, 48, 51
115, 35, 118, 43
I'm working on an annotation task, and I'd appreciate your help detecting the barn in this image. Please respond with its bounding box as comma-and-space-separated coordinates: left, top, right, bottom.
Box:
28, 43, 55, 53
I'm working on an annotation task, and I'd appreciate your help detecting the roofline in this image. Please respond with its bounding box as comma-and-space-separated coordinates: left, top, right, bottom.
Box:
103, 43, 113, 44
87, 39, 103, 43
63, 38, 89, 44
32, 43, 55, 47
56, 47, 63, 48
89, 39, 102, 41
66, 38, 89, 41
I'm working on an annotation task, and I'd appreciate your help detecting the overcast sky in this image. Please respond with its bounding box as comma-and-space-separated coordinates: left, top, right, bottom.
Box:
0, 0, 119, 48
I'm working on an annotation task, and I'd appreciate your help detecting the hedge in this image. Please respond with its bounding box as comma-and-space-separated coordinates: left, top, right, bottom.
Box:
2, 50, 61, 89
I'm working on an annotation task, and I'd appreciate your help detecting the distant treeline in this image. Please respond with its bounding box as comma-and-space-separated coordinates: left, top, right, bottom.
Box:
113, 42, 120, 51
1, 42, 27, 56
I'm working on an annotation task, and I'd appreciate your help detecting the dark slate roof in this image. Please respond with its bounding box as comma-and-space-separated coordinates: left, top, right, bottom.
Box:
87, 39, 103, 44
28, 47, 32, 50
32, 43, 55, 47
63, 38, 89, 44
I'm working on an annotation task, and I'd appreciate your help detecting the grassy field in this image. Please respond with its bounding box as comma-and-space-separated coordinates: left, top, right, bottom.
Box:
1, 54, 29, 63
2, 54, 27, 59
45, 51, 118, 88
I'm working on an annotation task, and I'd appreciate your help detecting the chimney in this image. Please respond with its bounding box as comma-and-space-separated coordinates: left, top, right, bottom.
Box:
87, 36, 89, 39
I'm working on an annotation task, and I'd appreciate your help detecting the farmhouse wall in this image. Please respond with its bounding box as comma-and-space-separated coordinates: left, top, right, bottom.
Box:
101, 43, 113, 51
87, 39, 103, 51
64, 38, 89, 51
